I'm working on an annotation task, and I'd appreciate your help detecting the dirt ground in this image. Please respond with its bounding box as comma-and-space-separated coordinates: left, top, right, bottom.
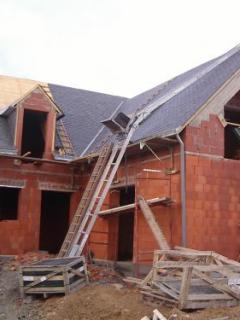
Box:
1, 255, 240, 320
38, 284, 240, 320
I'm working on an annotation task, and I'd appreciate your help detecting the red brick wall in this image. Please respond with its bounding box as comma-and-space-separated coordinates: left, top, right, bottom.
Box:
88, 114, 240, 262
185, 115, 240, 259
88, 149, 182, 263
0, 157, 83, 254
4, 92, 237, 262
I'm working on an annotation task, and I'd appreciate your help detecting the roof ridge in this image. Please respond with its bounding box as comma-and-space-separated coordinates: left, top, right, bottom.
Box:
136, 45, 240, 122
49, 83, 128, 100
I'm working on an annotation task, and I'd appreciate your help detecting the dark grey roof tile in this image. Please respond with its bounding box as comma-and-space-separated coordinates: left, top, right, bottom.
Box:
0, 117, 15, 152
49, 84, 127, 156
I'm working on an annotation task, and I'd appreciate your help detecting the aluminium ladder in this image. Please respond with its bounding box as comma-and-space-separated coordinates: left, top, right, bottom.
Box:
58, 141, 113, 257
58, 120, 139, 257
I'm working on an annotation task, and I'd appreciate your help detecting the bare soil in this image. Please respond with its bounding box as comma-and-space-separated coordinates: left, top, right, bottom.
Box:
39, 284, 240, 320
1, 256, 240, 320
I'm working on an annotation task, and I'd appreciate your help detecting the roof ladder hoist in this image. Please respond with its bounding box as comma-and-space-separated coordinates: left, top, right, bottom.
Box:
58, 113, 142, 257
58, 84, 183, 257
58, 125, 135, 257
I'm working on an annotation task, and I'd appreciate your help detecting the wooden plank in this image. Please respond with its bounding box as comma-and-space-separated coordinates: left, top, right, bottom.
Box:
99, 197, 169, 216
23, 269, 61, 293
185, 299, 238, 310
69, 278, 86, 291
174, 246, 213, 255
155, 261, 205, 268
188, 293, 232, 301
179, 267, 193, 309
63, 270, 70, 295
23, 287, 65, 294
22, 274, 66, 281
124, 277, 143, 285
212, 252, 240, 267
161, 281, 180, 295
159, 277, 228, 286
68, 268, 86, 278
152, 281, 179, 300
140, 290, 177, 304
83, 258, 89, 284
18, 267, 25, 298
193, 269, 240, 300
153, 309, 167, 320
195, 265, 240, 274
141, 269, 153, 286
138, 196, 170, 250
156, 249, 212, 258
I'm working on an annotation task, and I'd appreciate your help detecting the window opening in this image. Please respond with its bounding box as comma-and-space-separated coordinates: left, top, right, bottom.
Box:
21, 110, 47, 158
224, 92, 240, 159
0, 187, 19, 220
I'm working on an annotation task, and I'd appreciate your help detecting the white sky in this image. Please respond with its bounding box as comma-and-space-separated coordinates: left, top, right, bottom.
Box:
0, 0, 239, 97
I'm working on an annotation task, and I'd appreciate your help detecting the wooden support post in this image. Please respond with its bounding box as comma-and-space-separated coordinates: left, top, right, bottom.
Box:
179, 267, 193, 309
138, 196, 170, 250
63, 269, 70, 295
83, 260, 89, 284
18, 267, 25, 299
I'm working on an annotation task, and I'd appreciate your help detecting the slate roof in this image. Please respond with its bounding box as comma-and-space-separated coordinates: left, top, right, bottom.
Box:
0, 117, 15, 154
127, 45, 240, 142
49, 84, 126, 156
86, 46, 240, 154
1, 45, 240, 159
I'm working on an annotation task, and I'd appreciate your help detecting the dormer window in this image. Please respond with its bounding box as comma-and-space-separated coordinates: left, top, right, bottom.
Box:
21, 110, 47, 158
224, 91, 240, 159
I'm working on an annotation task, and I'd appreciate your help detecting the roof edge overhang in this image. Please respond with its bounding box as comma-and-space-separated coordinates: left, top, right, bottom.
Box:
175, 66, 240, 135
0, 84, 64, 118
71, 132, 178, 165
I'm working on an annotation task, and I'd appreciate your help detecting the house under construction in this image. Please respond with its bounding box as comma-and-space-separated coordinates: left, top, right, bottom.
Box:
1, 45, 240, 266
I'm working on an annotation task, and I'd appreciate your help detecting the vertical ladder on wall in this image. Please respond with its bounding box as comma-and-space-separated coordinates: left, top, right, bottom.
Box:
56, 120, 75, 156
138, 196, 170, 250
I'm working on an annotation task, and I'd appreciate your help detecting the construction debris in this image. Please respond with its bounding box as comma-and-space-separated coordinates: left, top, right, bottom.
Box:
9, 251, 54, 271
19, 256, 88, 297
126, 247, 240, 310
141, 308, 168, 320
88, 264, 124, 283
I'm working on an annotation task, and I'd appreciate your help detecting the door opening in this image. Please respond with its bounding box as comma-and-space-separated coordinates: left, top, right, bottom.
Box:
117, 186, 135, 261
39, 191, 70, 254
